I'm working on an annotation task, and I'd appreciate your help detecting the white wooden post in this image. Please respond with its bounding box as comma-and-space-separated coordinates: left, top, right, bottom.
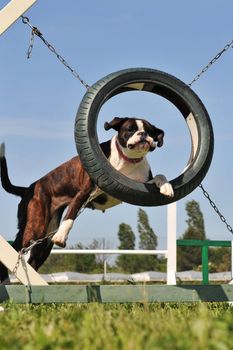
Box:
166, 202, 177, 285
0, 235, 47, 285
0, 0, 37, 36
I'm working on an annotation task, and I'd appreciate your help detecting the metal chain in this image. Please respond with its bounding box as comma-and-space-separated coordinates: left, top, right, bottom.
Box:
12, 249, 24, 276
189, 40, 233, 234
199, 184, 233, 233
189, 38, 233, 87
11, 248, 32, 297
21, 16, 90, 89
18, 16, 100, 253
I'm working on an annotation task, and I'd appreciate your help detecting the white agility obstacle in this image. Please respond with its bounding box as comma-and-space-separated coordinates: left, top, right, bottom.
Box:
0, 0, 37, 35
0, 235, 47, 285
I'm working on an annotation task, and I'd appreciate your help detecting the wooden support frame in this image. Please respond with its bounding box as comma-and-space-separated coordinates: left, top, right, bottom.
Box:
0, 0, 37, 36
0, 235, 47, 286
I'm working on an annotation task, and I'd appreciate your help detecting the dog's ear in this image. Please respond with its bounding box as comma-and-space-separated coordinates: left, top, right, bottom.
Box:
145, 120, 165, 148
153, 127, 164, 147
104, 117, 129, 131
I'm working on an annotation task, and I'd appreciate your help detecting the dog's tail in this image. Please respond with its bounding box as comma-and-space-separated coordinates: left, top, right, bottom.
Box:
0, 143, 28, 198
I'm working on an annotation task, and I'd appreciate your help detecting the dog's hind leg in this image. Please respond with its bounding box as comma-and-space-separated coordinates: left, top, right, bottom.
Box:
21, 194, 51, 248
52, 176, 93, 247
27, 206, 65, 271
27, 239, 54, 271
0, 262, 9, 284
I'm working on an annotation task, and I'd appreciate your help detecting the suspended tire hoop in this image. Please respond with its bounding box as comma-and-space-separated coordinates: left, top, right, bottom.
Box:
75, 68, 214, 206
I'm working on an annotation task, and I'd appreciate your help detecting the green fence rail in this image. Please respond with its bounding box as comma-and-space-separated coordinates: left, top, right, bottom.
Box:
177, 240, 232, 285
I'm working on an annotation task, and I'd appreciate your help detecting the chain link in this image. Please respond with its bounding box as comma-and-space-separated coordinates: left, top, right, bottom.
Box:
198, 184, 233, 234
189, 40, 233, 234
189, 38, 233, 87
21, 16, 90, 89
11, 249, 32, 297
12, 249, 23, 277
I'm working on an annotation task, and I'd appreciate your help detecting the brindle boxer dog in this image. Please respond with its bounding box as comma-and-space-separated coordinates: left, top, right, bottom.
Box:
0, 117, 174, 283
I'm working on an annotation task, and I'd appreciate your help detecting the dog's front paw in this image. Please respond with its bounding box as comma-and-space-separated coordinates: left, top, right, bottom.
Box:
51, 235, 67, 248
160, 182, 174, 198
150, 174, 174, 198
51, 219, 74, 248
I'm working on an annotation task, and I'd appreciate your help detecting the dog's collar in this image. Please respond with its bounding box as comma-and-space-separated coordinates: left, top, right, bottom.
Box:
115, 139, 143, 164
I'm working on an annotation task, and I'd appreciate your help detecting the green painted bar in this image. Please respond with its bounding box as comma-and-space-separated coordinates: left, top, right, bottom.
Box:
177, 240, 231, 247
202, 245, 209, 285
1, 285, 233, 304
177, 240, 232, 285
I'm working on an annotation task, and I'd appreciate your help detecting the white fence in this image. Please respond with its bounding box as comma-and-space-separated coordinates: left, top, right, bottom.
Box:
50, 248, 175, 284
50, 203, 177, 285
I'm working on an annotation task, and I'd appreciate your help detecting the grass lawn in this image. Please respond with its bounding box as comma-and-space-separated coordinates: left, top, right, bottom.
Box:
1, 302, 233, 349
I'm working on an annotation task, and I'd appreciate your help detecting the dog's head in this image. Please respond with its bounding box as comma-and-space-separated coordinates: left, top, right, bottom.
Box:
104, 117, 164, 159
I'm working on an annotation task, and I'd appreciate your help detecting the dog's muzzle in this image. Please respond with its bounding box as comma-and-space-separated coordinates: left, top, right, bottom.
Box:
128, 137, 152, 150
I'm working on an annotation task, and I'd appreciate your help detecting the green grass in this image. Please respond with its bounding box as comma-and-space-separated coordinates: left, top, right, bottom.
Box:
1, 303, 233, 349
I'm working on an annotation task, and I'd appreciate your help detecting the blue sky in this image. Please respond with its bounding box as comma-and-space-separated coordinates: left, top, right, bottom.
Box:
0, 0, 233, 250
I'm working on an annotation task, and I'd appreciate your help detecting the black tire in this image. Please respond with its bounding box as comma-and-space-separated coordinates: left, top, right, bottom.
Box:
75, 68, 214, 206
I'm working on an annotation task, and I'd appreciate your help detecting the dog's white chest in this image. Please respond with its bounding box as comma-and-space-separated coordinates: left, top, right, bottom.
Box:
90, 135, 152, 211
115, 161, 150, 182
108, 137, 151, 182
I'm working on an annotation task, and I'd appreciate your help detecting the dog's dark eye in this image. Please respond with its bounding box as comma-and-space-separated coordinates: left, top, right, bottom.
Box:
144, 126, 151, 134
126, 126, 135, 133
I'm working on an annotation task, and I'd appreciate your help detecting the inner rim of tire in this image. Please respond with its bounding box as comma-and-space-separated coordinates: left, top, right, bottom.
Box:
98, 80, 199, 175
